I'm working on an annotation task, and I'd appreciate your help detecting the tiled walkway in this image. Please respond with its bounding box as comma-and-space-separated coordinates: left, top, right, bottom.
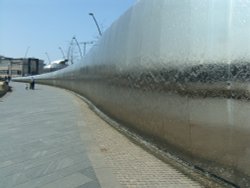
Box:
0, 82, 209, 187
0, 82, 119, 188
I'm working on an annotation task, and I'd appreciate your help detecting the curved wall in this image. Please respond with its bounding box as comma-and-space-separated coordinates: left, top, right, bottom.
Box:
15, 0, 250, 187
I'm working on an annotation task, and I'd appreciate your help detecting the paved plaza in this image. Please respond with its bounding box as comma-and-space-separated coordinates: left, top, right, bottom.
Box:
0, 82, 212, 187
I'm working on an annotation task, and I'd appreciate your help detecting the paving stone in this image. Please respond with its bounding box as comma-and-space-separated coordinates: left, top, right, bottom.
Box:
76, 180, 101, 188
39, 173, 92, 188
74, 96, 206, 188
0, 83, 102, 188
0, 82, 206, 188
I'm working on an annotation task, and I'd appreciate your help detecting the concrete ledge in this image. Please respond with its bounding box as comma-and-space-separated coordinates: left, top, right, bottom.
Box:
0, 81, 10, 98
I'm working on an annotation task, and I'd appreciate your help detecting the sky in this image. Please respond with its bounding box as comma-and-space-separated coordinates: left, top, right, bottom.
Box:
0, 0, 136, 64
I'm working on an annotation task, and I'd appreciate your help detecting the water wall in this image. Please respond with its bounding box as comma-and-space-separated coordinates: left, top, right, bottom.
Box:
15, 0, 250, 186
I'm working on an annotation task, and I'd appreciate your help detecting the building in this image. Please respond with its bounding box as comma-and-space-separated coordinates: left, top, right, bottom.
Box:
43, 59, 68, 73
0, 56, 44, 78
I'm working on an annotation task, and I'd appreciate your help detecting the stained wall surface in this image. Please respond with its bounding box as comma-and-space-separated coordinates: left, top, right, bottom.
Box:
15, 0, 250, 187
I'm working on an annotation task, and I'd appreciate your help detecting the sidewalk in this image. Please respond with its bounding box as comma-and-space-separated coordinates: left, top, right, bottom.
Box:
0, 82, 205, 188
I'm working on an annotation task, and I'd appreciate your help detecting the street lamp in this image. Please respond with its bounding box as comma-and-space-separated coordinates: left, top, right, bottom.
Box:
72, 36, 83, 58
24, 46, 30, 58
45, 52, 51, 64
58, 47, 66, 60
82, 41, 94, 56
89, 13, 102, 36
8, 60, 12, 77
67, 38, 74, 64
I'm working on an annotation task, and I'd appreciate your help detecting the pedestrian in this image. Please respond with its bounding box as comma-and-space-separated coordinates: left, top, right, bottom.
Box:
30, 77, 35, 90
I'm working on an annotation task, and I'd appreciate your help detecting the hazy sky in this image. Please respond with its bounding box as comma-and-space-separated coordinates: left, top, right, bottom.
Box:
0, 0, 136, 64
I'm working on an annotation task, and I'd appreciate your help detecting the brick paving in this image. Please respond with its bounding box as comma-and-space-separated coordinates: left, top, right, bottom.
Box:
4, 82, 218, 188
75, 96, 204, 188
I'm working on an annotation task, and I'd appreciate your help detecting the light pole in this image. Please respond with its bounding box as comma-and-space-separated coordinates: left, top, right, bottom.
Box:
89, 13, 102, 36
81, 41, 94, 56
24, 46, 30, 58
72, 36, 83, 58
8, 60, 12, 77
45, 52, 51, 64
67, 38, 74, 64
58, 47, 66, 60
